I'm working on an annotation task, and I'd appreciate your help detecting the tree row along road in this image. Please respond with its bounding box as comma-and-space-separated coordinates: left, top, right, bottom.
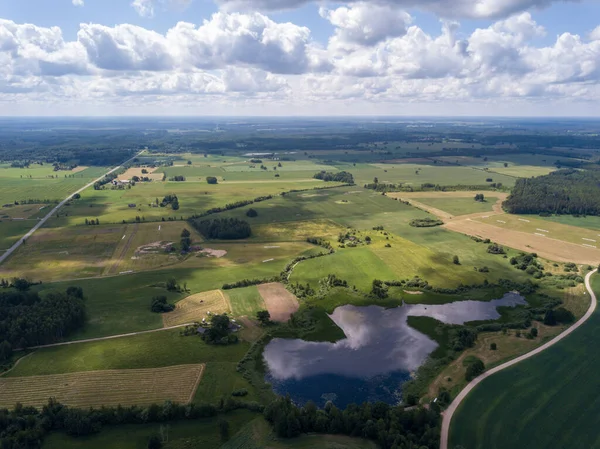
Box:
440, 268, 598, 449
0, 152, 143, 266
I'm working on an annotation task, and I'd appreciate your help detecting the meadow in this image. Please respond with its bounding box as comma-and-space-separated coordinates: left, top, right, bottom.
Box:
449, 275, 600, 449
410, 196, 497, 216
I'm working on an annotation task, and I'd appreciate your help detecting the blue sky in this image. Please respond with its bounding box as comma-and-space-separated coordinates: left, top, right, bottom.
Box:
0, 0, 600, 115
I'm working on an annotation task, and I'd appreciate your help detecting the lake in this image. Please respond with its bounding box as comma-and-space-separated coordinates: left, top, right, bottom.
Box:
263, 292, 526, 408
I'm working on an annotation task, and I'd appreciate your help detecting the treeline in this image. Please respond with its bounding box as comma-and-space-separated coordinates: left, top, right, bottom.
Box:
0, 398, 263, 448
93, 169, 126, 190
504, 169, 600, 215
192, 218, 251, 240
264, 396, 440, 449
0, 287, 86, 358
313, 171, 355, 184
189, 195, 273, 220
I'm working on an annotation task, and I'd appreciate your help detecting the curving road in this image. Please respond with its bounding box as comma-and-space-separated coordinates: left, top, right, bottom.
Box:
0, 152, 142, 266
440, 269, 598, 449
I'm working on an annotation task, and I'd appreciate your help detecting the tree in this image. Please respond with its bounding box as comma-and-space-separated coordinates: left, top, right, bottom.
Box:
530, 327, 538, 338
257, 310, 271, 326
371, 279, 388, 299
141, 168, 149, 174
12, 278, 31, 292
206, 176, 218, 184
453, 255, 460, 265
373, 177, 379, 184
147, 435, 162, 449
0, 341, 12, 362
166, 278, 178, 291
490, 342, 497, 350
151, 296, 174, 313
180, 229, 191, 252
474, 193, 485, 202
246, 208, 258, 218
465, 358, 485, 381
218, 419, 230, 441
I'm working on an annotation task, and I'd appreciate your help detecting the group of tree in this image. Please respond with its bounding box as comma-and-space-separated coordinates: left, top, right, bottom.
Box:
409, 218, 443, 227
504, 169, 600, 215
246, 208, 258, 218
313, 171, 354, 184
191, 218, 251, 240
0, 287, 86, 359
487, 243, 506, 254
180, 228, 192, 252
206, 176, 218, 184
543, 307, 575, 325
169, 175, 186, 181
264, 396, 440, 449
474, 193, 485, 202
84, 218, 100, 225
150, 296, 175, 313
371, 279, 388, 298
256, 310, 271, 326
160, 194, 179, 210
189, 195, 273, 220
202, 314, 238, 345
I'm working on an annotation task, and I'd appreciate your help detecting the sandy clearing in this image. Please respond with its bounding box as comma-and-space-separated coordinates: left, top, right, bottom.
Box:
404, 290, 424, 295
444, 218, 600, 264
70, 166, 89, 174
0, 364, 204, 409
257, 282, 299, 322
162, 290, 230, 327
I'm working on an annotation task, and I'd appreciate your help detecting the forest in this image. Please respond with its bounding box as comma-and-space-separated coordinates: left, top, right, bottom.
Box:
504, 169, 600, 215
0, 287, 86, 358
191, 218, 252, 240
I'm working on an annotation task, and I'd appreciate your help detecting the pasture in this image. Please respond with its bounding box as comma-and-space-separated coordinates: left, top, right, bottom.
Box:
450, 275, 600, 449
409, 197, 497, 217
163, 290, 230, 327
43, 410, 258, 449
0, 219, 37, 250
0, 364, 204, 409
257, 282, 299, 322
225, 285, 267, 316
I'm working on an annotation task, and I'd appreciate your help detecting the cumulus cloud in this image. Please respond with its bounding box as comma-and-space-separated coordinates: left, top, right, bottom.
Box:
320, 3, 412, 47
72, 0, 84, 6
218, 0, 576, 20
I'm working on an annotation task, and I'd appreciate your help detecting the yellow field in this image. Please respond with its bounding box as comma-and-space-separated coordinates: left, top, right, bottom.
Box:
163, 290, 231, 327
0, 364, 204, 409
118, 166, 163, 181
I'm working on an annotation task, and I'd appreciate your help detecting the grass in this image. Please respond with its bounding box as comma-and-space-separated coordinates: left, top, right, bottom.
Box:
6, 329, 249, 378
449, 274, 600, 449
43, 410, 258, 449
223, 416, 379, 449
193, 362, 259, 403
0, 364, 204, 409
0, 219, 37, 250
538, 214, 600, 231
225, 286, 267, 317
412, 197, 496, 216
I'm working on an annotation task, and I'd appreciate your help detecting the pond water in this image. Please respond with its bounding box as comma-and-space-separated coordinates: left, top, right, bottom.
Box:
263, 292, 526, 408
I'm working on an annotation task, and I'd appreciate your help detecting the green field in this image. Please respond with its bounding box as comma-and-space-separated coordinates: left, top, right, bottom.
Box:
43, 410, 258, 449
225, 286, 267, 316
538, 214, 600, 231
414, 197, 497, 216
0, 219, 37, 250
450, 275, 600, 449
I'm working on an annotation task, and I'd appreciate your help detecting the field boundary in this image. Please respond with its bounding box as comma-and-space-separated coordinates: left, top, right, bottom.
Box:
441, 269, 598, 449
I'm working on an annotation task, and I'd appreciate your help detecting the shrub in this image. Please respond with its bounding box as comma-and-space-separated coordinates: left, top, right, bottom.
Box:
206, 176, 218, 184
465, 357, 485, 381
246, 208, 258, 218
410, 218, 443, 227
150, 296, 175, 313
490, 342, 497, 350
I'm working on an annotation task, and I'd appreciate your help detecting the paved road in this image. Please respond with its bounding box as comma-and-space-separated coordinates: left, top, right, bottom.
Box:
0, 152, 142, 266
440, 269, 598, 449
23, 322, 194, 351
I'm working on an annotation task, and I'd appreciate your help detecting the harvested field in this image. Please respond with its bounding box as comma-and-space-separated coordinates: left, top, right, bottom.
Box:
257, 282, 299, 322
118, 166, 162, 181
445, 218, 600, 264
0, 364, 204, 409
70, 166, 89, 174
163, 290, 231, 327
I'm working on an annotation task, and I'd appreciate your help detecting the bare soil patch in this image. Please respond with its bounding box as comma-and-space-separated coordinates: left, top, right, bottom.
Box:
404, 290, 423, 295
118, 166, 162, 181
257, 282, 299, 322
132, 240, 174, 259
445, 218, 600, 264
198, 248, 227, 258
70, 166, 89, 174
162, 290, 230, 327
0, 364, 204, 409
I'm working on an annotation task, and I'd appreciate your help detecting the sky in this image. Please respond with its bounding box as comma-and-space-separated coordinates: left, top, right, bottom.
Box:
1, 0, 600, 116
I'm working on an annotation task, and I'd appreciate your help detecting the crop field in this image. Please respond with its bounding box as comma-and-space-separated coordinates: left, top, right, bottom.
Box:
163, 290, 231, 327
0, 219, 37, 250
0, 203, 47, 219
225, 285, 267, 316
118, 166, 163, 181
445, 217, 600, 264
43, 410, 257, 449
257, 282, 299, 322
0, 364, 204, 409
408, 197, 497, 216
450, 275, 600, 449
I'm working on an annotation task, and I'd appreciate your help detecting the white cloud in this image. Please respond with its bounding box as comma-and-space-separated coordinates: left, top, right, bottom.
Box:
72, 0, 84, 6
320, 3, 412, 47
131, 0, 193, 17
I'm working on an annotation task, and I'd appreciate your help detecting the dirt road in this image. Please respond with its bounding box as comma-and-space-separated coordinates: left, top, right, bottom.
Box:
0, 152, 143, 267
440, 269, 598, 449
